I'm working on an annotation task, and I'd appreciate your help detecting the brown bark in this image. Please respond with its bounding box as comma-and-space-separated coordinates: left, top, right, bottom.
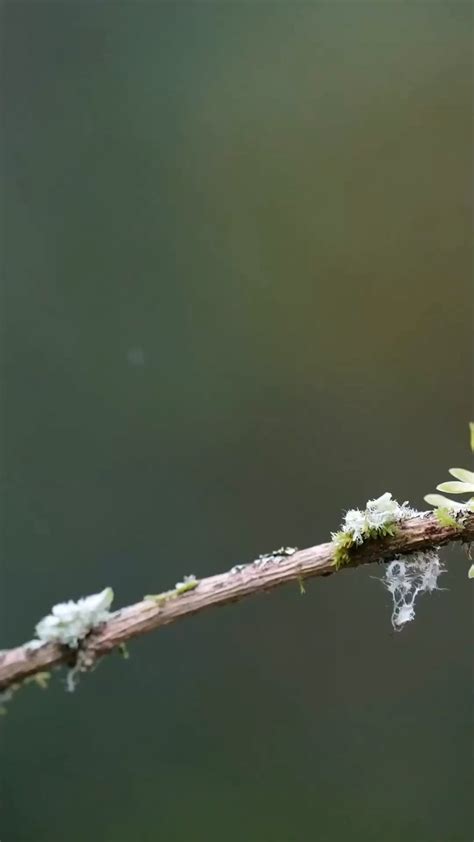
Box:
1, 511, 472, 693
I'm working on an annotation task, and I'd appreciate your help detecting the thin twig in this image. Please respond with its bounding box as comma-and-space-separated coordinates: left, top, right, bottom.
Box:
1, 511, 473, 692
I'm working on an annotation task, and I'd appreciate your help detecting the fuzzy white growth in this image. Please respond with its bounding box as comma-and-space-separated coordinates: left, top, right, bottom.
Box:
35, 588, 114, 648
341, 492, 418, 545
342, 509, 367, 544
381, 552, 444, 630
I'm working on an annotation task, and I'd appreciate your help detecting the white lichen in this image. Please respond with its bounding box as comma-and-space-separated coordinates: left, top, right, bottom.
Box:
254, 546, 298, 568
230, 563, 247, 574
231, 546, 297, 574
381, 552, 444, 630
341, 508, 367, 544
34, 587, 114, 648
341, 492, 418, 545
333, 493, 445, 626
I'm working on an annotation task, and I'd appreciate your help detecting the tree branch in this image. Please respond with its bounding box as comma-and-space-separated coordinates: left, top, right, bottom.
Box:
1, 511, 473, 693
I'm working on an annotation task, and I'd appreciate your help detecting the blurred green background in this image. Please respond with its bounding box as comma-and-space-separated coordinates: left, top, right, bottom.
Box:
1, 2, 472, 840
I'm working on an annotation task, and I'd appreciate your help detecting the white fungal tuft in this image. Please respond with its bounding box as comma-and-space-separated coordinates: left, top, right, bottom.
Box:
35, 588, 114, 648
341, 492, 418, 545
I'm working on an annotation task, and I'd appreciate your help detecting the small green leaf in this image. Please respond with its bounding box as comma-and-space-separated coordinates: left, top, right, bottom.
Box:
468, 563, 474, 579
436, 481, 474, 494
424, 494, 465, 510
144, 591, 173, 604
448, 467, 474, 484
175, 576, 199, 595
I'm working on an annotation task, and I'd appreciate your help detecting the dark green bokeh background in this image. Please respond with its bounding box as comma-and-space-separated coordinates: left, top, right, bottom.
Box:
1, 2, 472, 840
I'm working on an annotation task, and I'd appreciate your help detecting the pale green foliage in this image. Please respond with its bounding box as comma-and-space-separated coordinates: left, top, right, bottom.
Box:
175, 574, 199, 595
424, 422, 474, 577
423, 494, 469, 512
145, 574, 198, 603
424, 421, 474, 511
436, 469, 474, 495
